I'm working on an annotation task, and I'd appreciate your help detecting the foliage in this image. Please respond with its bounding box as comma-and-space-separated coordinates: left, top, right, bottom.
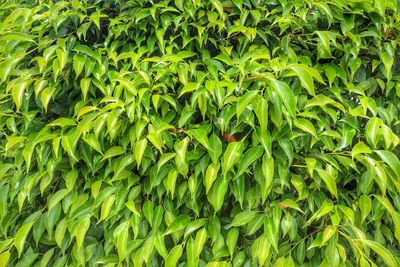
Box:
1, 0, 400, 266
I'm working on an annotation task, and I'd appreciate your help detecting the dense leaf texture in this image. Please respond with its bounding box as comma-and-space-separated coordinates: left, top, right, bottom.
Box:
0, 0, 400, 266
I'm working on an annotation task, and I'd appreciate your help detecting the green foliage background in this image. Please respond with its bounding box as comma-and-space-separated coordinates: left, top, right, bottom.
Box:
1, 0, 400, 266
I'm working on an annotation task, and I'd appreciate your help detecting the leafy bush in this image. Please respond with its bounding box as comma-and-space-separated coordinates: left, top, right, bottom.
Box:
1, 0, 400, 266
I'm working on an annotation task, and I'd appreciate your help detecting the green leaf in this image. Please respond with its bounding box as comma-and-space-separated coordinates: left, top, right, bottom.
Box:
254, 96, 269, 134
320, 225, 336, 247
166, 245, 183, 267
135, 139, 148, 169
40, 248, 54, 267
294, 118, 318, 138
236, 91, 258, 118
154, 231, 168, 259
14, 222, 34, 257
209, 133, 222, 165
316, 169, 338, 198
365, 157, 387, 194
82, 134, 103, 154
0, 58, 21, 84
236, 146, 263, 177
278, 199, 303, 213
229, 210, 257, 227
270, 79, 296, 117
80, 78, 91, 100
290, 65, 315, 95
365, 117, 382, 148
226, 228, 239, 257
103, 146, 125, 161
73, 54, 85, 77
359, 195, 372, 223
0, 251, 10, 267
211, 0, 224, 17
174, 137, 190, 176
190, 128, 211, 150
205, 163, 220, 194
374, 0, 387, 17
305, 201, 333, 225
222, 142, 244, 177
179, 82, 198, 97
99, 194, 116, 222
76, 217, 91, 249
12, 80, 29, 111
55, 218, 67, 248
265, 217, 279, 253
351, 142, 372, 158
375, 150, 400, 180
209, 176, 228, 213
0, 32, 35, 43
194, 228, 207, 258
48, 189, 68, 211
5, 136, 26, 152
363, 240, 397, 267
165, 215, 191, 236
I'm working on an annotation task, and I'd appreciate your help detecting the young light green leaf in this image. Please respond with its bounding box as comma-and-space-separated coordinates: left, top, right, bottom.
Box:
73, 54, 85, 77
99, 194, 116, 222
226, 228, 239, 257
55, 218, 67, 248
80, 78, 91, 100
0, 251, 10, 267
154, 231, 168, 259
12, 80, 29, 111
166, 245, 183, 267
103, 146, 125, 161
48, 189, 68, 211
209, 133, 222, 165
211, 0, 224, 17
365, 157, 387, 194
229, 210, 257, 227
320, 225, 336, 247
305, 201, 334, 226
194, 228, 207, 258
1, 32, 35, 43
179, 82, 198, 97
351, 141, 372, 158
76, 217, 91, 249
135, 139, 147, 169
365, 117, 382, 148
375, 150, 400, 179
261, 155, 274, 202
359, 195, 371, 223
254, 96, 268, 134
14, 222, 34, 257
363, 240, 397, 267
316, 169, 338, 198
290, 65, 315, 95
190, 128, 211, 150
294, 118, 318, 138
236, 90, 258, 118
205, 162, 220, 194
164, 215, 191, 236
264, 217, 279, 253
278, 199, 303, 213
374, 0, 387, 17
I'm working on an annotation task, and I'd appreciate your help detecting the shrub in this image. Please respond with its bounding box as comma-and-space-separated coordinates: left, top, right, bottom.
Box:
0, 0, 400, 266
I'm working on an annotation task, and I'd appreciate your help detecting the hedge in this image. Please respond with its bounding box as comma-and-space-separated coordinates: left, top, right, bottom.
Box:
0, 0, 400, 266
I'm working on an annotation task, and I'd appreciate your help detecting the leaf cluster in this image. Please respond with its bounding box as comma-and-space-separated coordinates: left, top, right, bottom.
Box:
0, 0, 400, 266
